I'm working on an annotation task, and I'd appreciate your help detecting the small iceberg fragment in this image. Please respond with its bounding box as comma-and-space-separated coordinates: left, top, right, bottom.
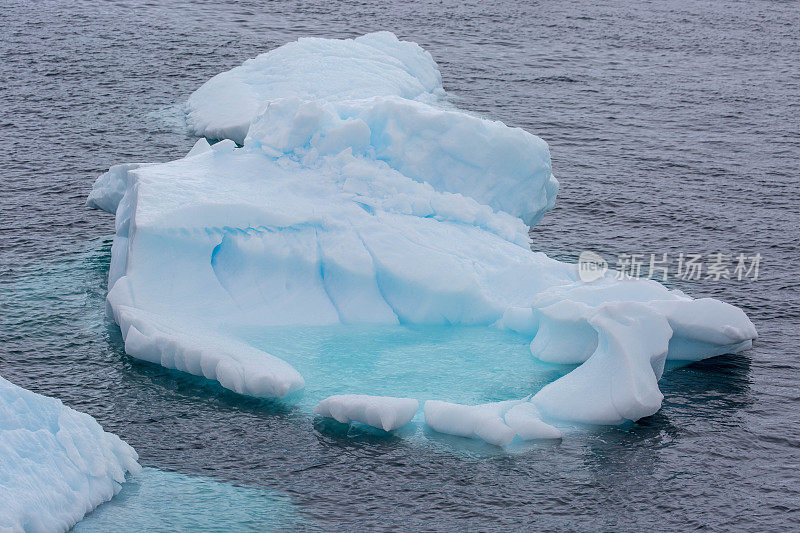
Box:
424, 399, 561, 447
314, 394, 419, 431
0, 375, 140, 532
88, 32, 757, 445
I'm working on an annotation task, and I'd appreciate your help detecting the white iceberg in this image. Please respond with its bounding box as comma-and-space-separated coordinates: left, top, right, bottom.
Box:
88, 32, 756, 444
0, 376, 140, 532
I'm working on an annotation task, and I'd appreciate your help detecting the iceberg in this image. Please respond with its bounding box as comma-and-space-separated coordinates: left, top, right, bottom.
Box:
88, 32, 756, 445
0, 376, 140, 532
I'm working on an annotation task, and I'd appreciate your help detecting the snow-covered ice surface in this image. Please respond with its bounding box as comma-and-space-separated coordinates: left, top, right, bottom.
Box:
186, 32, 445, 144
73, 467, 300, 532
88, 32, 756, 446
0, 376, 140, 533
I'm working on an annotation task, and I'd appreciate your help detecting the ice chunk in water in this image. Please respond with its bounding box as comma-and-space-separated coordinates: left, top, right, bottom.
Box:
314, 394, 419, 431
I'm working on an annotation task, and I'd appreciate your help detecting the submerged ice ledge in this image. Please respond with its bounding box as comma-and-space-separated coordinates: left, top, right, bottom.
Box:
88, 32, 756, 447
73, 467, 301, 531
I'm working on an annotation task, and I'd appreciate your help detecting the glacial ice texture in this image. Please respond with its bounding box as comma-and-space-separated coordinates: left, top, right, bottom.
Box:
88, 32, 756, 446
0, 376, 140, 533
186, 32, 445, 145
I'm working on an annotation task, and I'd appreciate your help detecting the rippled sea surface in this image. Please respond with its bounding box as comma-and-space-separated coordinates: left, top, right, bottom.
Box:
1, 1, 799, 530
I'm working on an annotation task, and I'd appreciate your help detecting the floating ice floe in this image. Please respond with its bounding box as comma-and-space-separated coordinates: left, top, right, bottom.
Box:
88, 32, 756, 446
0, 376, 140, 532
315, 395, 419, 432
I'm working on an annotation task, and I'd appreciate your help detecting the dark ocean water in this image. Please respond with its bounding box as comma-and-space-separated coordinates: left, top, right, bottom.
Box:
1, 0, 799, 530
